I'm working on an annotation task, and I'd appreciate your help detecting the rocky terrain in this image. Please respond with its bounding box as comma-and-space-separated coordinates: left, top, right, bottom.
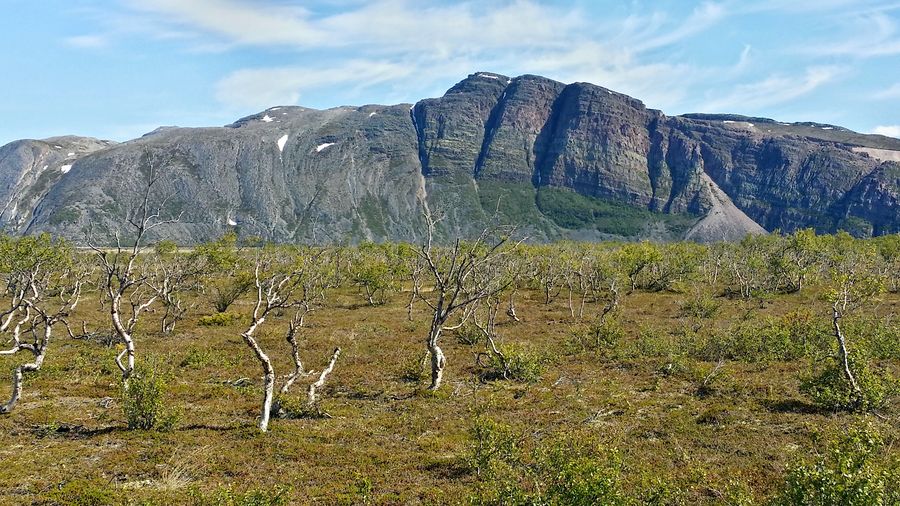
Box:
1, 72, 897, 244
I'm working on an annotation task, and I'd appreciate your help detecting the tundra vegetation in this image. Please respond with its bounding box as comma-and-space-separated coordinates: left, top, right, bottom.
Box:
0, 229, 898, 504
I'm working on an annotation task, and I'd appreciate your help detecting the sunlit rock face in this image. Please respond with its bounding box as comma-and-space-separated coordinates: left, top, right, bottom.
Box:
2, 73, 897, 244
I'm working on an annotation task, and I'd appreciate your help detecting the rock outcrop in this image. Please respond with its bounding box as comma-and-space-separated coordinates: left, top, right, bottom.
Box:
1, 73, 897, 244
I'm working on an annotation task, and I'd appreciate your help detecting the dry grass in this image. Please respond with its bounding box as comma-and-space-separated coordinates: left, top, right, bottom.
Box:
0, 286, 897, 504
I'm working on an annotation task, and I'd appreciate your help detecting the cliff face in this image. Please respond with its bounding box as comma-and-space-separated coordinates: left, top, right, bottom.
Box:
2, 72, 897, 244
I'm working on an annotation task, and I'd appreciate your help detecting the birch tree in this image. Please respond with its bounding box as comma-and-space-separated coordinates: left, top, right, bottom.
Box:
820, 234, 885, 409
146, 241, 203, 334
239, 246, 338, 432
413, 209, 519, 391
90, 157, 180, 386
0, 235, 84, 413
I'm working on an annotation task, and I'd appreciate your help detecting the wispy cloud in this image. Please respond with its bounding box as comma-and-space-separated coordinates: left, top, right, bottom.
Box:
799, 11, 900, 57
873, 82, 900, 99
700, 66, 847, 112
633, 2, 728, 52
103, 0, 740, 111
64, 34, 108, 49
872, 125, 900, 137
215, 60, 416, 109
125, 0, 324, 47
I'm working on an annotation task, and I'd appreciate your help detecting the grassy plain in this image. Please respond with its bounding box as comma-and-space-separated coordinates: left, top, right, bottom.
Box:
0, 284, 897, 504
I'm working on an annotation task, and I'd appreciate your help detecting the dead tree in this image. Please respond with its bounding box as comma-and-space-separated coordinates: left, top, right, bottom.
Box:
306, 347, 341, 411
240, 246, 338, 432
472, 297, 510, 380
0, 236, 84, 413
146, 244, 204, 334
89, 157, 180, 386
413, 207, 519, 390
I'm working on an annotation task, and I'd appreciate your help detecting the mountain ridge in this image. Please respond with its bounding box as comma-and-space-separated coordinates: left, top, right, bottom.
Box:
1, 72, 897, 244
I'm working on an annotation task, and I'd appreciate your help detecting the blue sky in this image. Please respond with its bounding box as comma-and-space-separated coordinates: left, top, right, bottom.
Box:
2, 0, 899, 146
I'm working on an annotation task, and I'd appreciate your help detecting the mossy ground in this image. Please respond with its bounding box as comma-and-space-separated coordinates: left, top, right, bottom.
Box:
0, 286, 897, 504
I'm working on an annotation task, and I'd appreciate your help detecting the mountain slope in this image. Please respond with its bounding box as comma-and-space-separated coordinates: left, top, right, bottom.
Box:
2, 73, 898, 244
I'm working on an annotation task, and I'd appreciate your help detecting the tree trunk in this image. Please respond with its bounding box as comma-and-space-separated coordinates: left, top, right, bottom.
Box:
833, 307, 861, 399
242, 318, 275, 432
427, 324, 445, 391
110, 296, 135, 385
506, 291, 520, 322
279, 317, 306, 396
307, 348, 341, 408
0, 325, 50, 414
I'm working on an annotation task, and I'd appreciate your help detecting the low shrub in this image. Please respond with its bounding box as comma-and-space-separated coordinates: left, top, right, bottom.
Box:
179, 348, 217, 369
677, 293, 721, 320
468, 421, 628, 506
800, 355, 895, 412
774, 424, 898, 506
467, 416, 522, 478
398, 352, 429, 383
198, 311, 242, 327
455, 324, 482, 346
47, 479, 117, 506
484, 344, 548, 384
566, 318, 625, 355
188, 485, 290, 506
122, 363, 180, 431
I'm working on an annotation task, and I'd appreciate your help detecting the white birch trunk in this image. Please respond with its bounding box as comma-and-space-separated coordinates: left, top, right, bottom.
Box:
242, 317, 275, 432
1, 325, 51, 414
427, 324, 445, 391
307, 348, 341, 408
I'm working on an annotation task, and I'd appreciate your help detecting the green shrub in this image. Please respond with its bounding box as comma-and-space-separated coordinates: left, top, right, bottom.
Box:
198, 311, 242, 327
468, 419, 628, 505
567, 318, 625, 354
800, 355, 895, 412
628, 325, 681, 359
188, 485, 290, 506
541, 443, 627, 506
635, 476, 687, 506
848, 317, 900, 360
774, 424, 895, 506
455, 324, 483, 346
398, 352, 429, 383
691, 311, 828, 363
271, 395, 321, 420
487, 344, 547, 384
47, 479, 117, 506
180, 348, 216, 369
677, 293, 721, 320
467, 416, 522, 478
122, 363, 180, 431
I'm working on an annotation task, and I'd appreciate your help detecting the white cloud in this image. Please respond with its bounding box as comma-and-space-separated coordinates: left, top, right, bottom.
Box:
215, 60, 415, 109
110, 0, 740, 111
700, 66, 846, 112
800, 12, 900, 57
64, 34, 108, 48
125, 0, 325, 47
633, 2, 728, 52
872, 125, 900, 137
873, 82, 900, 99
128, 0, 582, 51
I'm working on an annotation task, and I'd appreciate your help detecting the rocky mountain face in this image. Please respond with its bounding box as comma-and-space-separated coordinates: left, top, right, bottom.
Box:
1, 72, 898, 244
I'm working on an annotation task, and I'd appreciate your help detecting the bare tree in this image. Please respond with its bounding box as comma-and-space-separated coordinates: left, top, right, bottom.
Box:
306, 348, 341, 412
412, 207, 520, 390
146, 242, 203, 334
240, 246, 338, 432
89, 156, 180, 386
0, 235, 84, 413
472, 297, 510, 379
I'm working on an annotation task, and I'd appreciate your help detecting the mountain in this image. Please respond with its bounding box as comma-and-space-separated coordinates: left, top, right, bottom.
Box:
1, 72, 898, 244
